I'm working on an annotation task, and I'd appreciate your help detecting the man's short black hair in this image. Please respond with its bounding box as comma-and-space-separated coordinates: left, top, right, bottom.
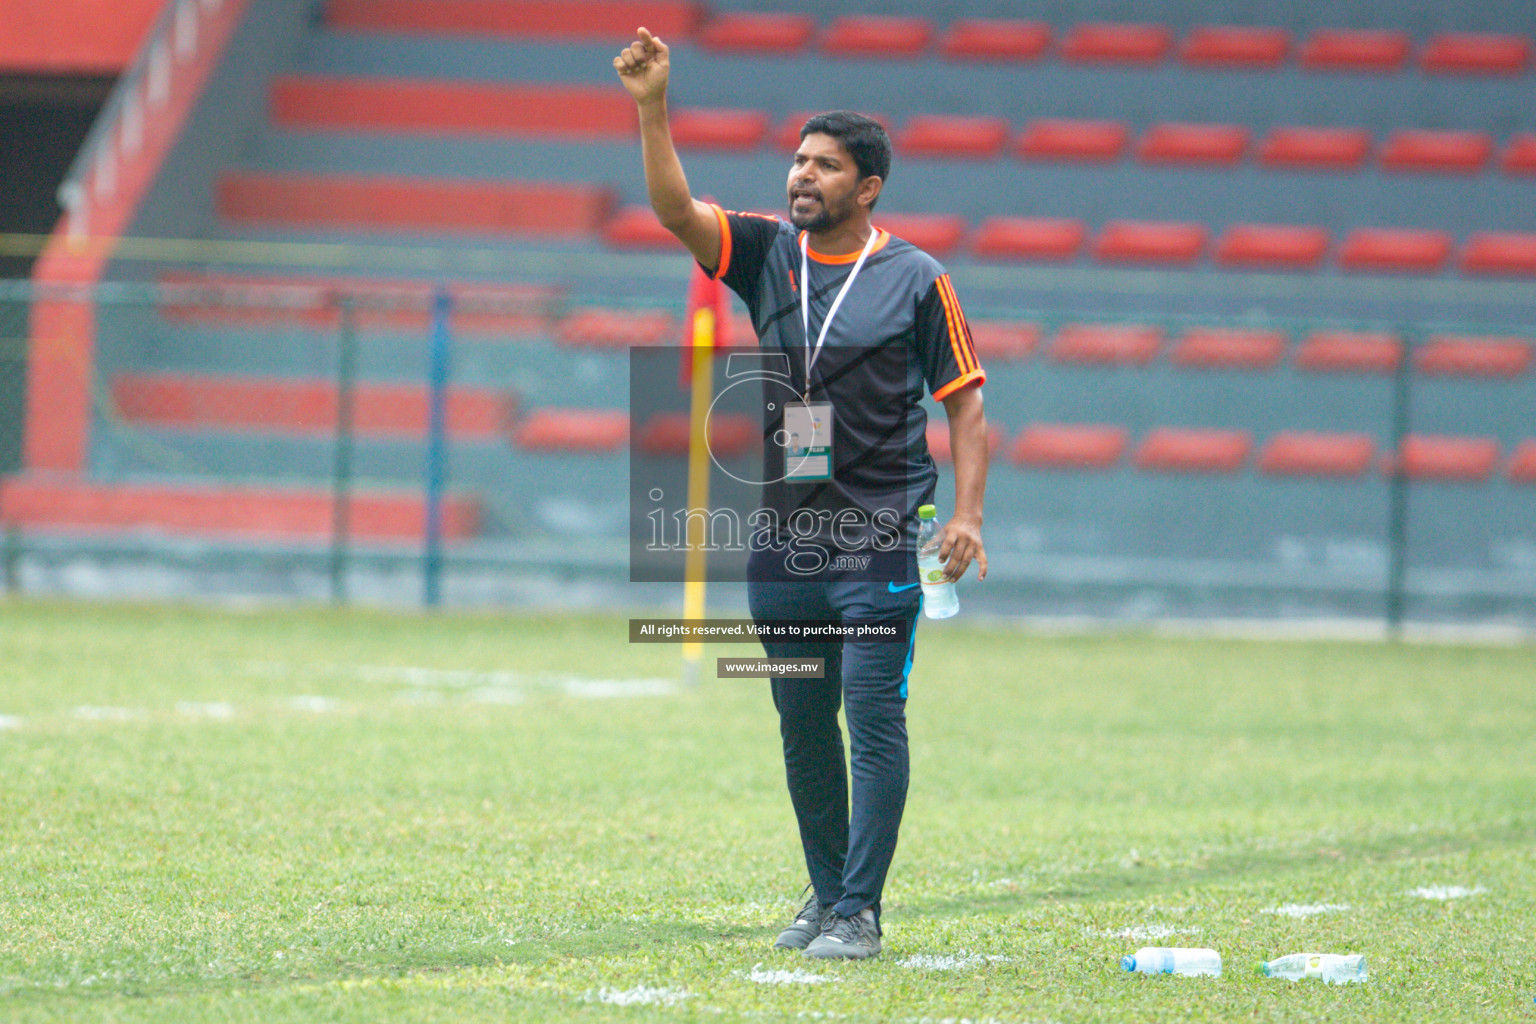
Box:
799, 110, 891, 188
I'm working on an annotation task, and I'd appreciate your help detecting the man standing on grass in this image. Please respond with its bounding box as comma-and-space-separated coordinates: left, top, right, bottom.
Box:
616, 28, 989, 960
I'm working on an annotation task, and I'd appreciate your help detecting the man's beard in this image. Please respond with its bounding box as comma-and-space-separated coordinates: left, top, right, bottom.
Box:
788, 192, 852, 232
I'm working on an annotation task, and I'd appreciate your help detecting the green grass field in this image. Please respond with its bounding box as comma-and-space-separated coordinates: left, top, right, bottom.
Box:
2, 598, 1534, 1023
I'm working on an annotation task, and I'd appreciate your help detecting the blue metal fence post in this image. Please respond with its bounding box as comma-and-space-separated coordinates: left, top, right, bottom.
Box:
423, 285, 451, 609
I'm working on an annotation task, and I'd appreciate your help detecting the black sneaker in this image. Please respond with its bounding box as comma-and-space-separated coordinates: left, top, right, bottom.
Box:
803, 907, 881, 960
773, 890, 829, 950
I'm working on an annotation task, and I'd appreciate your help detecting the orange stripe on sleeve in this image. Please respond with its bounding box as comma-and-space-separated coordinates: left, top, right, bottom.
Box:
710, 204, 732, 281
935, 274, 974, 375
933, 367, 986, 401
939, 275, 981, 374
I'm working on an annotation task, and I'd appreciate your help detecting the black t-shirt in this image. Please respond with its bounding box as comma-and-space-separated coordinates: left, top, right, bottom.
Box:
701, 206, 985, 555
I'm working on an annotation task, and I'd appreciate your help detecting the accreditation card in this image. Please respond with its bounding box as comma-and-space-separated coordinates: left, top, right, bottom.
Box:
784, 402, 833, 482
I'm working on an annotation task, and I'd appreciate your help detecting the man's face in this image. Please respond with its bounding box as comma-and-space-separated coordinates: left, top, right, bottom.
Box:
787, 132, 863, 233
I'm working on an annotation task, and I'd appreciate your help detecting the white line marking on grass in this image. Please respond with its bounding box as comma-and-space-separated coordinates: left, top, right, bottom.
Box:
1099, 924, 1200, 942
588, 984, 692, 1006
252, 661, 678, 700
0, 715, 22, 730
558, 678, 675, 699
286, 696, 340, 712
743, 962, 831, 984
1411, 885, 1486, 900
72, 706, 143, 721
466, 686, 525, 705
1261, 903, 1351, 918
175, 701, 236, 719
897, 952, 1010, 970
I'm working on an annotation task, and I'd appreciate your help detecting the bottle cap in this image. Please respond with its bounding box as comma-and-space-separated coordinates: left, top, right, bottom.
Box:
1257, 962, 1270, 976
918, 504, 936, 520
1120, 955, 1135, 972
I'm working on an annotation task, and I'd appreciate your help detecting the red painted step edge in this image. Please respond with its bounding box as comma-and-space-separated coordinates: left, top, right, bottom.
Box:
218, 173, 614, 236
0, 477, 478, 542
326, 0, 701, 41
271, 76, 635, 137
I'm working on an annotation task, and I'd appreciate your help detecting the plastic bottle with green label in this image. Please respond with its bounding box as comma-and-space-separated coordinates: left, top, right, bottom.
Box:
1259, 953, 1367, 984
916, 504, 958, 619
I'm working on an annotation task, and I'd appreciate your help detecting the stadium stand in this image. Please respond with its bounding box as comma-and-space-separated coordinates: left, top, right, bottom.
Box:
1298, 29, 1411, 72
819, 16, 932, 58
1134, 428, 1253, 474
1178, 25, 1290, 68
14, 0, 1534, 609
1009, 423, 1127, 470
1258, 431, 1377, 478
696, 12, 814, 54
938, 19, 1051, 63
1059, 22, 1172, 64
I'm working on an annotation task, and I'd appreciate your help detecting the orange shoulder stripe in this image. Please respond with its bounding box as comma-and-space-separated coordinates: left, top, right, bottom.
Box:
710, 204, 732, 281
939, 275, 980, 374
935, 274, 975, 375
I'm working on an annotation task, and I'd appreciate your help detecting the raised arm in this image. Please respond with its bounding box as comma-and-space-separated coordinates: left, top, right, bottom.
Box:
614, 28, 722, 271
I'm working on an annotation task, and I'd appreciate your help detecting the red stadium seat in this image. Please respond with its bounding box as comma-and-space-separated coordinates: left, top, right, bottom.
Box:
1215, 224, 1330, 270
1390, 435, 1501, 482
820, 15, 933, 58
636, 412, 756, 457
965, 321, 1040, 361
1294, 331, 1403, 374
1137, 123, 1250, 165
1338, 228, 1453, 273
1420, 32, 1531, 75
218, 173, 613, 236
696, 12, 814, 53
511, 409, 630, 452
1169, 328, 1287, 370
556, 307, 676, 348
1415, 336, 1532, 378
1508, 440, 1536, 484
1380, 130, 1493, 174
603, 206, 684, 249
1179, 25, 1290, 68
1060, 22, 1172, 64
1134, 428, 1252, 474
1016, 118, 1129, 161
1050, 324, 1163, 365
1093, 221, 1207, 265
1257, 126, 1372, 170
876, 214, 967, 257
938, 19, 1051, 62
1258, 432, 1377, 478
1461, 232, 1536, 276
1299, 29, 1410, 72
971, 217, 1085, 261
896, 115, 1010, 159
1009, 423, 1128, 470
1502, 134, 1536, 175
669, 108, 769, 150
325, 0, 700, 41
925, 423, 1006, 464
773, 110, 889, 151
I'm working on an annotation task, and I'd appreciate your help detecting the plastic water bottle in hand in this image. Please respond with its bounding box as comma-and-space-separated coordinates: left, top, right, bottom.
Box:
1260, 953, 1367, 984
916, 504, 958, 619
1121, 947, 1222, 977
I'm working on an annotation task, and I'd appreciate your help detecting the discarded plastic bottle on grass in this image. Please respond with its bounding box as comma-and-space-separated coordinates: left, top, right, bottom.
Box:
1259, 953, 1367, 984
1121, 947, 1222, 977
916, 505, 958, 619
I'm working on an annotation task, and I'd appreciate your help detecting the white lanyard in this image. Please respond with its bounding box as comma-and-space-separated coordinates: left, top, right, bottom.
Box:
799, 228, 879, 397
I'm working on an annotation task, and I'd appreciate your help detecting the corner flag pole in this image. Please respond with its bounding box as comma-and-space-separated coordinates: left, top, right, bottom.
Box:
681, 265, 727, 686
